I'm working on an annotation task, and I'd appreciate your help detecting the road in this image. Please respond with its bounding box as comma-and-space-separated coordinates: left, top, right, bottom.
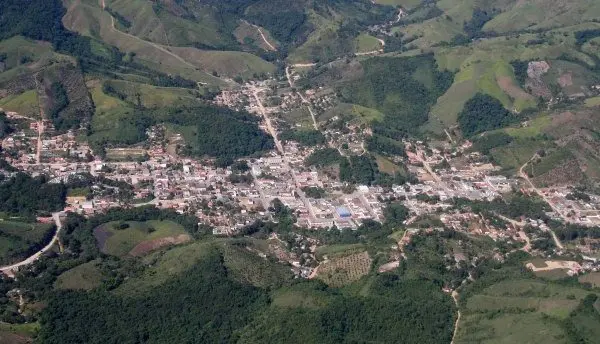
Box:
250, 87, 317, 220
450, 290, 461, 344
0, 212, 64, 278
493, 213, 532, 252
244, 20, 277, 51
519, 156, 565, 250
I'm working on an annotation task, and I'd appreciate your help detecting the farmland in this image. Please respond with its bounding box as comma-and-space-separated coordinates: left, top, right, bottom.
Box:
316, 250, 372, 287
455, 262, 600, 344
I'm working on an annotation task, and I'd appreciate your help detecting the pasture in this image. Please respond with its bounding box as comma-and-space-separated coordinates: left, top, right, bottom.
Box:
93, 219, 187, 257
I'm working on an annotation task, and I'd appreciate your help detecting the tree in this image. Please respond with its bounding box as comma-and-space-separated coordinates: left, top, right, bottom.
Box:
384, 203, 409, 227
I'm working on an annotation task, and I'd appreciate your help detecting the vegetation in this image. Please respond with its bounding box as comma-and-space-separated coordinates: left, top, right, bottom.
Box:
339, 55, 453, 138
279, 129, 326, 147
0, 220, 55, 265
340, 155, 379, 185
301, 187, 326, 199
0, 112, 14, 139
304, 148, 343, 167
48, 82, 71, 131
472, 132, 513, 155
458, 93, 516, 137
90, 105, 273, 163
0, 173, 66, 217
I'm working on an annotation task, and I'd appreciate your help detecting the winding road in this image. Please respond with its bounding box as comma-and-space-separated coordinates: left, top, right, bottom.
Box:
0, 212, 64, 278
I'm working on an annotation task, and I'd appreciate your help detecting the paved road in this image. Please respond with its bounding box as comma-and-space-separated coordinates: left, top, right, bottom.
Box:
0, 212, 64, 278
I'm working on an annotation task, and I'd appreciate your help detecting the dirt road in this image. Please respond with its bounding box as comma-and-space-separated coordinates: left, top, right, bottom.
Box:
519, 156, 564, 250
451, 290, 461, 344
243, 20, 277, 51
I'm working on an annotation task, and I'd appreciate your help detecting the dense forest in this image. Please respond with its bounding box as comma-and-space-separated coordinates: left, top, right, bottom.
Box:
0, 112, 14, 139
304, 148, 343, 167
0, 0, 93, 60
0, 173, 66, 217
339, 55, 453, 139
279, 129, 326, 147
89, 106, 273, 163
458, 93, 515, 137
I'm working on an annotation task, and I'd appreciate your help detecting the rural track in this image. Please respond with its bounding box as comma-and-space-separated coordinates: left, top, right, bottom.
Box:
519, 155, 565, 250
450, 290, 461, 344
243, 20, 277, 51
99, 0, 226, 86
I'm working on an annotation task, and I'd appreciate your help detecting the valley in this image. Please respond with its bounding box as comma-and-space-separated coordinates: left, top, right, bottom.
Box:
0, 0, 600, 343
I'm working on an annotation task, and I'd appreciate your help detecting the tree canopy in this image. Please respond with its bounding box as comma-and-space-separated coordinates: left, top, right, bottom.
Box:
458, 93, 515, 137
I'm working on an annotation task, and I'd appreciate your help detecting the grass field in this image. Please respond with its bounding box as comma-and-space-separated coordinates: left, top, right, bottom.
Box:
585, 96, 600, 107
55, 259, 104, 291
455, 278, 595, 344
0, 90, 39, 118
320, 103, 384, 125
93, 220, 186, 257
102, 79, 203, 108
0, 36, 56, 70
62, 0, 227, 85
483, 0, 600, 34
354, 33, 382, 53
430, 59, 536, 130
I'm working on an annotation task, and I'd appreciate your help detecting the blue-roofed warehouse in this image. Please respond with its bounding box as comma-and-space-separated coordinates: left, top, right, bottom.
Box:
336, 206, 352, 218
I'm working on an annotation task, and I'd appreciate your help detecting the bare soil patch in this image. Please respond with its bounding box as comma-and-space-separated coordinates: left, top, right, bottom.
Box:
497, 76, 534, 101
128, 234, 191, 256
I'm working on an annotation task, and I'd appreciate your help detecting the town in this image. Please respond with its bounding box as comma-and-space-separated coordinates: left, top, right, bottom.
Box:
2, 68, 600, 279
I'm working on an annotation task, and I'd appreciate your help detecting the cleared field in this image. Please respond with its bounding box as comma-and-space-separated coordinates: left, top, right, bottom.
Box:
579, 272, 600, 287
354, 33, 383, 53
375, 155, 400, 174
319, 103, 383, 125
456, 278, 594, 344
0, 36, 56, 70
316, 250, 372, 287
220, 242, 293, 288
93, 220, 187, 257
315, 243, 365, 260
105, 148, 146, 161
103, 79, 203, 108
585, 96, 600, 107
0, 322, 39, 344
169, 47, 275, 79
0, 90, 39, 118
55, 259, 104, 291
